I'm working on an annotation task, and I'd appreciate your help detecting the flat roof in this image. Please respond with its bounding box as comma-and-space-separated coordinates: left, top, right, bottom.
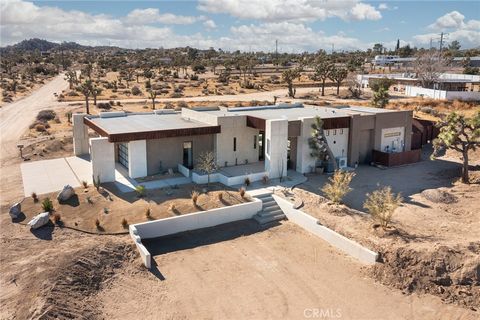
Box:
200, 104, 399, 120
88, 112, 212, 134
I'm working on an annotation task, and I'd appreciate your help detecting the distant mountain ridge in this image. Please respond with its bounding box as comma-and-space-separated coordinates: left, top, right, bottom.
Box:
1, 38, 90, 52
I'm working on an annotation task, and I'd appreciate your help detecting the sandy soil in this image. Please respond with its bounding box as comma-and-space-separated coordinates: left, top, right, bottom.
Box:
287, 150, 480, 310
98, 220, 476, 319
18, 184, 248, 233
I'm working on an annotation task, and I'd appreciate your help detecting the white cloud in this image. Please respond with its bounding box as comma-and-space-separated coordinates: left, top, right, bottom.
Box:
198, 0, 381, 21
428, 11, 465, 30
414, 11, 480, 47
125, 8, 198, 25
378, 3, 388, 10
203, 19, 217, 30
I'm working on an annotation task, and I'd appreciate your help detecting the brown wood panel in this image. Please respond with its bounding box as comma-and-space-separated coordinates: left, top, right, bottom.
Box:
372, 149, 421, 167
322, 117, 350, 129
288, 120, 301, 137
246, 116, 266, 130
84, 117, 109, 137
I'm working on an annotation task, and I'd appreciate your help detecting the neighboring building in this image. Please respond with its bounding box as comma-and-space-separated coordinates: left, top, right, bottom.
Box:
372, 55, 480, 67
73, 104, 417, 184
357, 73, 480, 101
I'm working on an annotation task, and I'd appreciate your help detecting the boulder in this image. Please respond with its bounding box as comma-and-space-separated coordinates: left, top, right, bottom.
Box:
57, 185, 75, 202
9, 202, 21, 219
27, 212, 50, 230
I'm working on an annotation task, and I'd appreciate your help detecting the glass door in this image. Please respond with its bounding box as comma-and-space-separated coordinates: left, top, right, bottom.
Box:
258, 131, 265, 161
183, 141, 193, 169
118, 143, 129, 169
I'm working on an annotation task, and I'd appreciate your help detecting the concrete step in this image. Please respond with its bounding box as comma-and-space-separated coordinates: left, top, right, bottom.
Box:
262, 201, 277, 209
256, 193, 273, 200
262, 206, 282, 214
253, 212, 285, 225
260, 209, 284, 217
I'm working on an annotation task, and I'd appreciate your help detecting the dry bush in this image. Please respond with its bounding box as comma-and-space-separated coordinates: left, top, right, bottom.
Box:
31, 192, 38, 202
363, 186, 403, 229
239, 187, 246, 198
36, 109, 56, 122
52, 212, 61, 225
95, 218, 101, 229
217, 192, 223, 201
191, 190, 200, 205
169, 203, 176, 212
121, 218, 128, 228
262, 175, 269, 185
35, 124, 47, 132
321, 170, 355, 204
82, 180, 88, 188
145, 208, 151, 219
244, 177, 251, 186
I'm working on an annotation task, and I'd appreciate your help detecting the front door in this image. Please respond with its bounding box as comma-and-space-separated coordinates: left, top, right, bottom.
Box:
183, 141, 193, 169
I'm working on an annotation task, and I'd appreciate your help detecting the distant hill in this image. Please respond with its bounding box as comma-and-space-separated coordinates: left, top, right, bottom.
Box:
1, 38, 89, 52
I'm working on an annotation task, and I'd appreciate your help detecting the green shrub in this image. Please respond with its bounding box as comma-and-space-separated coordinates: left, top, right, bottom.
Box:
321, 170, 355, 204
364, 186, 403, 229
41, 197, 53, 212
135, 185, 146, 197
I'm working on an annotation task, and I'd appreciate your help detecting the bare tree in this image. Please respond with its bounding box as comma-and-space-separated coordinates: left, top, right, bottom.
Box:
414, 51, 451, 88
196, 151, 217, 188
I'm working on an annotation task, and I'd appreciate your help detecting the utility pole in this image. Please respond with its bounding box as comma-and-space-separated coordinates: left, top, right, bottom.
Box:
275, 39, 278, 66
429, 38, 433, 50
439, 32, 445, 53
331, 43, 334, 54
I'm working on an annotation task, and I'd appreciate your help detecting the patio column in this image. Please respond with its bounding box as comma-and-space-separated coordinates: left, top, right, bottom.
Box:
128, 140, 147, 179
73, 114, 89, 156
265, 118, 288, 179
90, 137, 115, 183
296, 117, 316, 173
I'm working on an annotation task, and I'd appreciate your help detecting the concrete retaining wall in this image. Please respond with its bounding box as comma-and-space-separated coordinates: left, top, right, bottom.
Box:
130, 199, 262, 268
177, 164, 190, 177
192, 171, 266, 186
405, 85, 480, 101
272, 195, 378, 264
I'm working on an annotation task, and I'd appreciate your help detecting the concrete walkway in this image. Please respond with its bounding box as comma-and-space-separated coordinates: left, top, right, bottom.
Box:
245, 170, 308, 198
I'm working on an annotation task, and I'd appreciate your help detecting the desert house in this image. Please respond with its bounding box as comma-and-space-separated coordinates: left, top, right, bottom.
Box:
73, 104, 417, 185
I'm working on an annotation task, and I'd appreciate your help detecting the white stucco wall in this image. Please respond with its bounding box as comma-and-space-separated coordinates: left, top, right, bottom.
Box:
215, 116, 260, 167
380, 127, 405, 152
324, 128, 349, 159
128, 140, 147, 178
90, 137, 115, 183
265, 118, 288, 179
73, 114, 89, 156
296, 117, 316, 173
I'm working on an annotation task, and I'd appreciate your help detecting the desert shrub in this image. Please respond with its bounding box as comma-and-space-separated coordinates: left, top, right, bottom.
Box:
103, 207, 109, 214
169, 203, 176, 212
363, 186, 403, 229
192, 64, 205, 72
93, 175, 101, 190
239, 187, 246, 198
116, 101, 121, 106
54, 117, 61, 123
235, 102, 243, 107
135, 185, 146, 197
218, 192, 224, 201
170, 92, 183, 98
109, 100, 115, 106
35, 124, 46, 132
145, 208, 151, 219
37, 110, 56, 122
262, 175, 269, 185
321, 170, 355, 204
190, 74, 199, 80
121, 218, 128, 228
41, 197, 53, 212
244, 177, 251, 186
95, 218, 101, 229
31, 192, 38, 202
97, 102, 111, 110
131, 86, 142, 95
65, 111, 72, 123
177, 101, 188, 109
191, 190, 200, 205
52, 213, 61, 225
82, 180, 88, 188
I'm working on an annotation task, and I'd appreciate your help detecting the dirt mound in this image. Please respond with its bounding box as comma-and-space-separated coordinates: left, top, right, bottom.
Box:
372, 244, 480, 310
35, 241, 135, 319
421, 188, 458, 204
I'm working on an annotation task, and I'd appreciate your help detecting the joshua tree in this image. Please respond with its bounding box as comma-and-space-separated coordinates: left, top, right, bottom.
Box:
91, 85, 102, 106
308, 116, 337, 172
65, 70, 77, 89
196, 151, 217, 188
312, 58, 333, 96
432, 111, 480, 183
148, 89, 158, 110
77, 80, 93, 114
370, 78, 394, 108
282, 67, 301, 98
328, 66, 348, 96
82, 62, 93, 80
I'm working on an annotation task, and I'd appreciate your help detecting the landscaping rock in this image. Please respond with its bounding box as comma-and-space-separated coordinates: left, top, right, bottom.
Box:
27, 212, 50, 229
421, 189, 458, 204
9, 203, 21, 219
57, 185, 75, 202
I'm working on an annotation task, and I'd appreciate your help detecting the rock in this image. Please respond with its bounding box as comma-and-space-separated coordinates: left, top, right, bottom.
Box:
57, 185, 75, 202
27, 212, 50, 229
9, 203, 21, 219
421, 189, 457, 204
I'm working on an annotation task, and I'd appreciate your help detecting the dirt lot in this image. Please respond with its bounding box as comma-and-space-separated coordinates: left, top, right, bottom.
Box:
288, 148, 480, 310
18, 183, 248, 233
97, 220, 475, 319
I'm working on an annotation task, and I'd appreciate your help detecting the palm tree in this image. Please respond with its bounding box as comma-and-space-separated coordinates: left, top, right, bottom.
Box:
77, 80, 93, 114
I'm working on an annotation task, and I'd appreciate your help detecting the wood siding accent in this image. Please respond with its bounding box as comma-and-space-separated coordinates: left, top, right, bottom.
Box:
322, 117, 351, 130
246, 116, 265, 130
288, 120, 301, 137
372, 149, 421, 167
84, 117, 221, 143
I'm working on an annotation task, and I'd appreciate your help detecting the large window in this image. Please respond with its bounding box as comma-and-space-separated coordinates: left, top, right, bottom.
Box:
118, 143, 129, 169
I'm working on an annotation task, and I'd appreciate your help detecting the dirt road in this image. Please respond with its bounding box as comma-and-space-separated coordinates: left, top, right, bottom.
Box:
0, 73, 69, 205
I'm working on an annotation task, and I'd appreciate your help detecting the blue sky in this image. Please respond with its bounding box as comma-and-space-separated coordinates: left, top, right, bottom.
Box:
1, 0, 479, 51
